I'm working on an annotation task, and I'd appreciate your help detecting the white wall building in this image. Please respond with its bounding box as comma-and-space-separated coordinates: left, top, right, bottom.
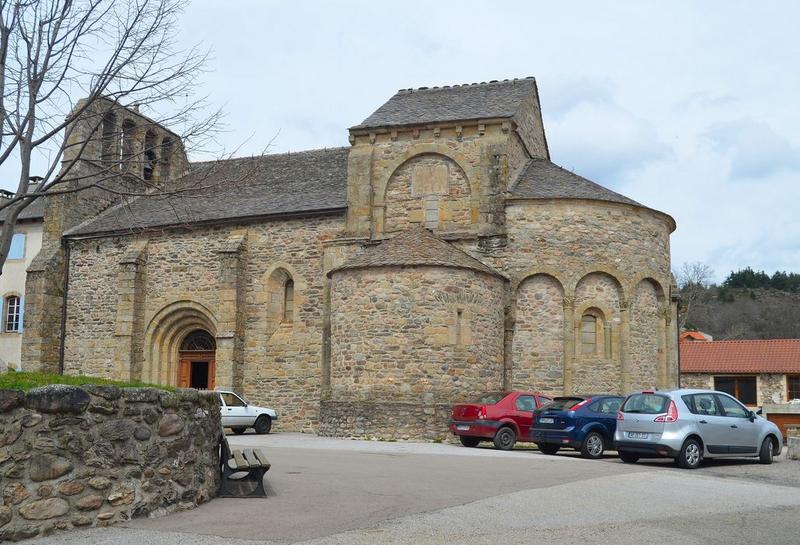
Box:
0, 190, 43, 370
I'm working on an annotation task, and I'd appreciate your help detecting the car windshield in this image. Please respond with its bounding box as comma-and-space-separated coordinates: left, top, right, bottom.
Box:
539, 397, 585, 411
621, 393, 669, 414
473, 392, 506, 405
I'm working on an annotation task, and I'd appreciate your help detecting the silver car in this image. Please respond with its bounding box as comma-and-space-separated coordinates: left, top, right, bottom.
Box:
614, 389, 782, 469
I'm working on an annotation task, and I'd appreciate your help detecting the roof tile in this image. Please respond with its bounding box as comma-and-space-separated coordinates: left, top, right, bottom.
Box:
329, 228, 504, 278
681, 339, 800, 374
353, 79, 537, 130
66, 147, 350, 235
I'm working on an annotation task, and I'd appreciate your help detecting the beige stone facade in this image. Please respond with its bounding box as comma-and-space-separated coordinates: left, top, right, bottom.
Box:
24, 78, 678, 438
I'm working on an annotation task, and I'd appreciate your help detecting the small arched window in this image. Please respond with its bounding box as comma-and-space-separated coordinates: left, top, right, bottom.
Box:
580, 308, 606, 356
580, 314, 597, 355
4, 296, 21, 333
283, 279, 294, 322
143, 130, 157, 181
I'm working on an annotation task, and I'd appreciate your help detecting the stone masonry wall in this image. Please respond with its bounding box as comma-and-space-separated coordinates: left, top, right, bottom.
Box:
384, 154, 474, 233
63, 215, 344, 432
318, 401, 453, 441
629, 280, 662, 391
512, 274, 564, 395
457, 199, 675, 394
0, 385, 221, 542
325, 266, 505, 438
679, 373, 787, 406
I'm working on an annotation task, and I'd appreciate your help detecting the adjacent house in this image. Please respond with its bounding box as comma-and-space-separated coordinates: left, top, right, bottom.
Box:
680, 338, 800, 406
0, 186, 44, 370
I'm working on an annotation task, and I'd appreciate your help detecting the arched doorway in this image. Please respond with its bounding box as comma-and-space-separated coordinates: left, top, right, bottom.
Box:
178, 329, 216, 389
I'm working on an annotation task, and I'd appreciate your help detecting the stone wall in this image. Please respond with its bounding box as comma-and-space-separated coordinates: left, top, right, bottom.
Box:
679, 373, 787, 406
318, 400, 452, 441
324, 265, 505, 438
0, 385, 221, 541
384, 154, 474, 233
61, 215, 344, 432
787, 425, 799, 461
512, 274, 564, 395
679, 373, 713, 390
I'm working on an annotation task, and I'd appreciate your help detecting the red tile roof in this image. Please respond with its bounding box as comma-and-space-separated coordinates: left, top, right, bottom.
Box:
681, 339, 800, 374
680, 331, 710, 341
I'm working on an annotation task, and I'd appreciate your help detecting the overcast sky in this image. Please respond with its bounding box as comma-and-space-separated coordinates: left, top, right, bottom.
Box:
7, 1, 800, 282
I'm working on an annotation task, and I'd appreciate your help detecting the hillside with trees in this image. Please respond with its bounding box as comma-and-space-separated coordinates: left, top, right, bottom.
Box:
677, 264, 800, 340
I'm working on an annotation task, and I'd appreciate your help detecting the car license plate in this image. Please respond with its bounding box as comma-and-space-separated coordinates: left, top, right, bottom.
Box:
539, 417, 554, 424
456, 425, 470, 431
627, 432, 649, 439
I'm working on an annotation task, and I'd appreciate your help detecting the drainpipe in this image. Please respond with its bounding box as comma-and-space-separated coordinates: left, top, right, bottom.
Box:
58, 240, 71, 375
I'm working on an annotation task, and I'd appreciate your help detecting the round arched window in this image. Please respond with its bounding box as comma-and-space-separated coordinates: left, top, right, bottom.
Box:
180, 330, 216, 351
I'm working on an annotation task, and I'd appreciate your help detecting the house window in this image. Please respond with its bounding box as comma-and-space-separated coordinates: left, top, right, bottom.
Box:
7, 233, 25, 259
4, 296, 21, 332
714, 376, 757, 405
788, 376, 800, 401
283, 279, 294, 322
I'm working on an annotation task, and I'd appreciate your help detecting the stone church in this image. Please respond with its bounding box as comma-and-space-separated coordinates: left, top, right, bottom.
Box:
23, 78, 678, 438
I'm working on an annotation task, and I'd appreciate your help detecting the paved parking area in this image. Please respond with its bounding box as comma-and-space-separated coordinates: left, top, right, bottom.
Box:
37, 433, 800, 545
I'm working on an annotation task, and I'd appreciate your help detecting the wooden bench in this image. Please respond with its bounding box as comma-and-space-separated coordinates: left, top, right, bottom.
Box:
219, 435, 271, 498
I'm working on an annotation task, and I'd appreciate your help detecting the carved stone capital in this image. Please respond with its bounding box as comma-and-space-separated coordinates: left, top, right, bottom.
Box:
562, 296, 575, 309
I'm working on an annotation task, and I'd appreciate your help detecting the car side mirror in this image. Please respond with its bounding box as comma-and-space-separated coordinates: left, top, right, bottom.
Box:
756, 408, 763, 415
748, 411, 756, 422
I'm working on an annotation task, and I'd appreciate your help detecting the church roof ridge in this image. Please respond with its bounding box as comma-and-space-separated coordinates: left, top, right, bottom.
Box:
352, 77, 538, 130
328, 228, 505, 279
65, 146, 351, 236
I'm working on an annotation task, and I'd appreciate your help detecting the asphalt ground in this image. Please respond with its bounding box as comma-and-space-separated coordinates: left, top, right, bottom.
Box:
36, 433, 800, 545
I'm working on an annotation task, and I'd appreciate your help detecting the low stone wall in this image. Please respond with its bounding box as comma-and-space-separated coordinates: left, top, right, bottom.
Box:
787, 425, 799, 461
319, 400, 452, 441
0, 385, 221, 541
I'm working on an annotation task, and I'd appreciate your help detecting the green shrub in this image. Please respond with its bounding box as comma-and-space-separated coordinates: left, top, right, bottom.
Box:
0, 371, 174, 392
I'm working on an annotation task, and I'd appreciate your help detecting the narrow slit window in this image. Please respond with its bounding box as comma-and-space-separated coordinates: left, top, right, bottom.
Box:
283, 279, 294, 323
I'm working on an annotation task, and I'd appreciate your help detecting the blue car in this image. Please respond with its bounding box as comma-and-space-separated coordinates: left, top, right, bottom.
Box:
531, 395, 623, 459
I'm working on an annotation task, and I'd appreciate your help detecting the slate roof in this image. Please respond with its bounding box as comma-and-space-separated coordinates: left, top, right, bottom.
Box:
66, 147, 350, 235
510, 158, 641, 207
681, 339, 800, 374
329, 228, 504, 278
0, 196, 44, 222
353, 78, 537, 130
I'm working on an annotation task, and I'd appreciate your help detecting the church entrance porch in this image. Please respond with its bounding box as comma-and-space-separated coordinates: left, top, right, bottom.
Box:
177, 329, 216, 389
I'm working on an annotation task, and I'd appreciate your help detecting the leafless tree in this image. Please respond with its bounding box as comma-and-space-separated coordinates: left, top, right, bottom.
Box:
675, 261, 714, 330
0, 0, 241, 274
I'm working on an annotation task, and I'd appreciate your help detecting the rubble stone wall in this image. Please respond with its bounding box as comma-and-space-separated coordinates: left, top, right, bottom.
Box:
0, 385, 221, 542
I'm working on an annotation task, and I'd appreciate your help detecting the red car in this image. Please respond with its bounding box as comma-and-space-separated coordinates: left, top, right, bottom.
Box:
449, 391, 552, 450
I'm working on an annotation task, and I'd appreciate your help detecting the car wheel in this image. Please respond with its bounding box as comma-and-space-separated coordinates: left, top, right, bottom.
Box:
581, 431, 605, 459
459, 436, 481, 448
677, 438, 702, 469
759, 437, 774, 465
493, 427, 517, 450
231, 427, 246, 435
254, 415, 272, 435
538, 443, 560, 455
618, 450, 639, 464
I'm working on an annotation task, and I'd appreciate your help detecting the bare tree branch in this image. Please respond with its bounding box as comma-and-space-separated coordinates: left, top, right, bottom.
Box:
0, 0, 239, 274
